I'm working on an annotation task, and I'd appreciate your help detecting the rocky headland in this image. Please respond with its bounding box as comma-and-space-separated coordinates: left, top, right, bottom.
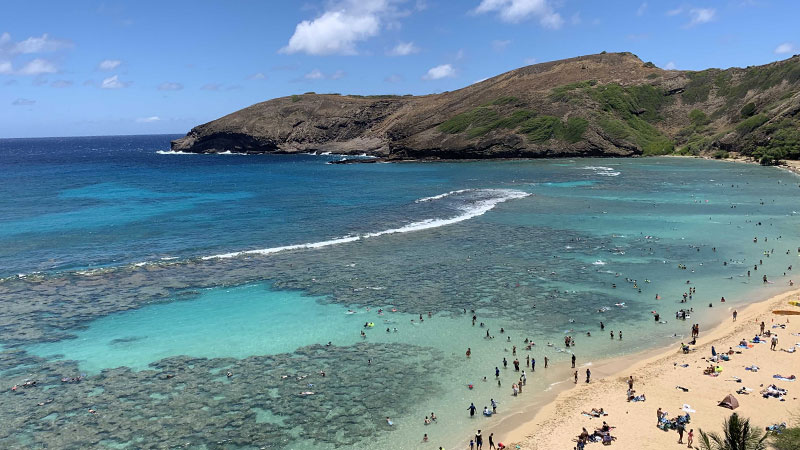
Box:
172, 52, 800, 163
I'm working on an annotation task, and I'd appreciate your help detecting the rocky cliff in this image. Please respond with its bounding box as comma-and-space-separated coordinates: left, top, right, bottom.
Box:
172, 52, 800, 163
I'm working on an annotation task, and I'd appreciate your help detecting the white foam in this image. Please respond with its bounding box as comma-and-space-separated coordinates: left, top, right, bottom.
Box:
415, 189, 473, 203
218, 150, 249, 155
581, 165, 621, 177
203, 189, 530, 260
156, 150, 194, 155
593, 260, 606, 266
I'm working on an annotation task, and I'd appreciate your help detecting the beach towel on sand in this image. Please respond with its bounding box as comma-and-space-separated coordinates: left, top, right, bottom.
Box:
773, 375, 796, 381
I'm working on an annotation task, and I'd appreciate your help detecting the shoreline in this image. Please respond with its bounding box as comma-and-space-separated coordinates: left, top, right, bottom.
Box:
497, 287, 800, 449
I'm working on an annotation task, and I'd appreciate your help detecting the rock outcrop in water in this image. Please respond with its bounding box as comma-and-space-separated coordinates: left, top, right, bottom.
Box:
172, 52, 800, 162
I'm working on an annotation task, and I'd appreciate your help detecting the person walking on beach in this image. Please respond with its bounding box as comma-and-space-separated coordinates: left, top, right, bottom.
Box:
489, 432, 495, 450
628, 376, 634, 390
585, 368, 591, 383
687, 429, 694, 448
732, 310, 737, 322
476, 430, 483, 449
677, 422, 685, 444
571, 354, 576, 368
771, 334, 779, 351
760, 321, 766, 335
574, 370, 578, 384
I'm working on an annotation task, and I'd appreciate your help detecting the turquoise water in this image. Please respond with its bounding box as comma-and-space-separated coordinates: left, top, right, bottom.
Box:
2, 136, 800, 448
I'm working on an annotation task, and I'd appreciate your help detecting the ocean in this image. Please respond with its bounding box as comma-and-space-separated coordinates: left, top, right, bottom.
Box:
1, 134, 799, 449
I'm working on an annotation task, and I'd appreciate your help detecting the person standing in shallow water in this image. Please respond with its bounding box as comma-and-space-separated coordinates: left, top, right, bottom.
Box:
544, 356, 549, 368
571, 354, 576, 368
468, 403, 477, 417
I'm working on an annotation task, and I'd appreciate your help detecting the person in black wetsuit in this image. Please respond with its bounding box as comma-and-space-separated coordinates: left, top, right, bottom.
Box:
468, 403, 477, 417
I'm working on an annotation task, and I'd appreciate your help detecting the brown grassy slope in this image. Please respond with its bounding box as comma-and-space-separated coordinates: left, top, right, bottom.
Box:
172, 52, 800, 161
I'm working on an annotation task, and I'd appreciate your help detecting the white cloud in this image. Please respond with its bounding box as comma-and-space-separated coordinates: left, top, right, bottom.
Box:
523, 57, 537, 65
158, 82, 183, 91
248, 72, 267, 80
474, 0, 564, 29
384, 74, 403, 83
388, 41, 419, 56
687, 8, 715, 26
97, 59, 122, 71
281, 0, 407, 55
636, 2, 647, 16
666, 7, 683, 16
492, 39, 511, 51
101, 74, 130, 89
664, 61, 677, 70
51, 80, 72, 88
302, 69, 346, 80
0, 33, 71, 76
305, 68, 324, 80
136, 116, 160, 123
570, 12, 582, 25
774, 42, 797, 54
6, 33, 72, 55
201, 83, 221, 91
422, 63, 455, 80
0, 60, 14, 74
12, 98, 35, 106
17, 58, 58, 75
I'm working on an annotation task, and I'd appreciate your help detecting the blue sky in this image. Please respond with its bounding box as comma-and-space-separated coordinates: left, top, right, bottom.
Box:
1, 0, 798, 138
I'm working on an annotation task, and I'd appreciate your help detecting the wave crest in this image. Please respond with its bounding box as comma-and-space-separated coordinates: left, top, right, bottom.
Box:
203, 188, 530, 260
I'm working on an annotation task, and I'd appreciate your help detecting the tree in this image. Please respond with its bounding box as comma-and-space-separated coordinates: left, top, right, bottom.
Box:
773, 427, 800, 450
740, 102, 757, 118
698, 413, 768, 450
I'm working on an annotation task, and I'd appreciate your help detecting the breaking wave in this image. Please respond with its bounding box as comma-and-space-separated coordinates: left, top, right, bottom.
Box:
203, 189, 530, 260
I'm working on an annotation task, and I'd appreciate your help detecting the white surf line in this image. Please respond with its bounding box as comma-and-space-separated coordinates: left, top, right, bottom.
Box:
202, 189, 530, 260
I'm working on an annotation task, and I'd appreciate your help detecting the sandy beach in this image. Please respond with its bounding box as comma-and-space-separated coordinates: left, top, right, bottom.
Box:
498, 288, 800, 449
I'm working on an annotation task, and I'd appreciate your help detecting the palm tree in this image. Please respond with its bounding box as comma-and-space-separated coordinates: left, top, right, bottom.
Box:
698, 413, 768, 450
